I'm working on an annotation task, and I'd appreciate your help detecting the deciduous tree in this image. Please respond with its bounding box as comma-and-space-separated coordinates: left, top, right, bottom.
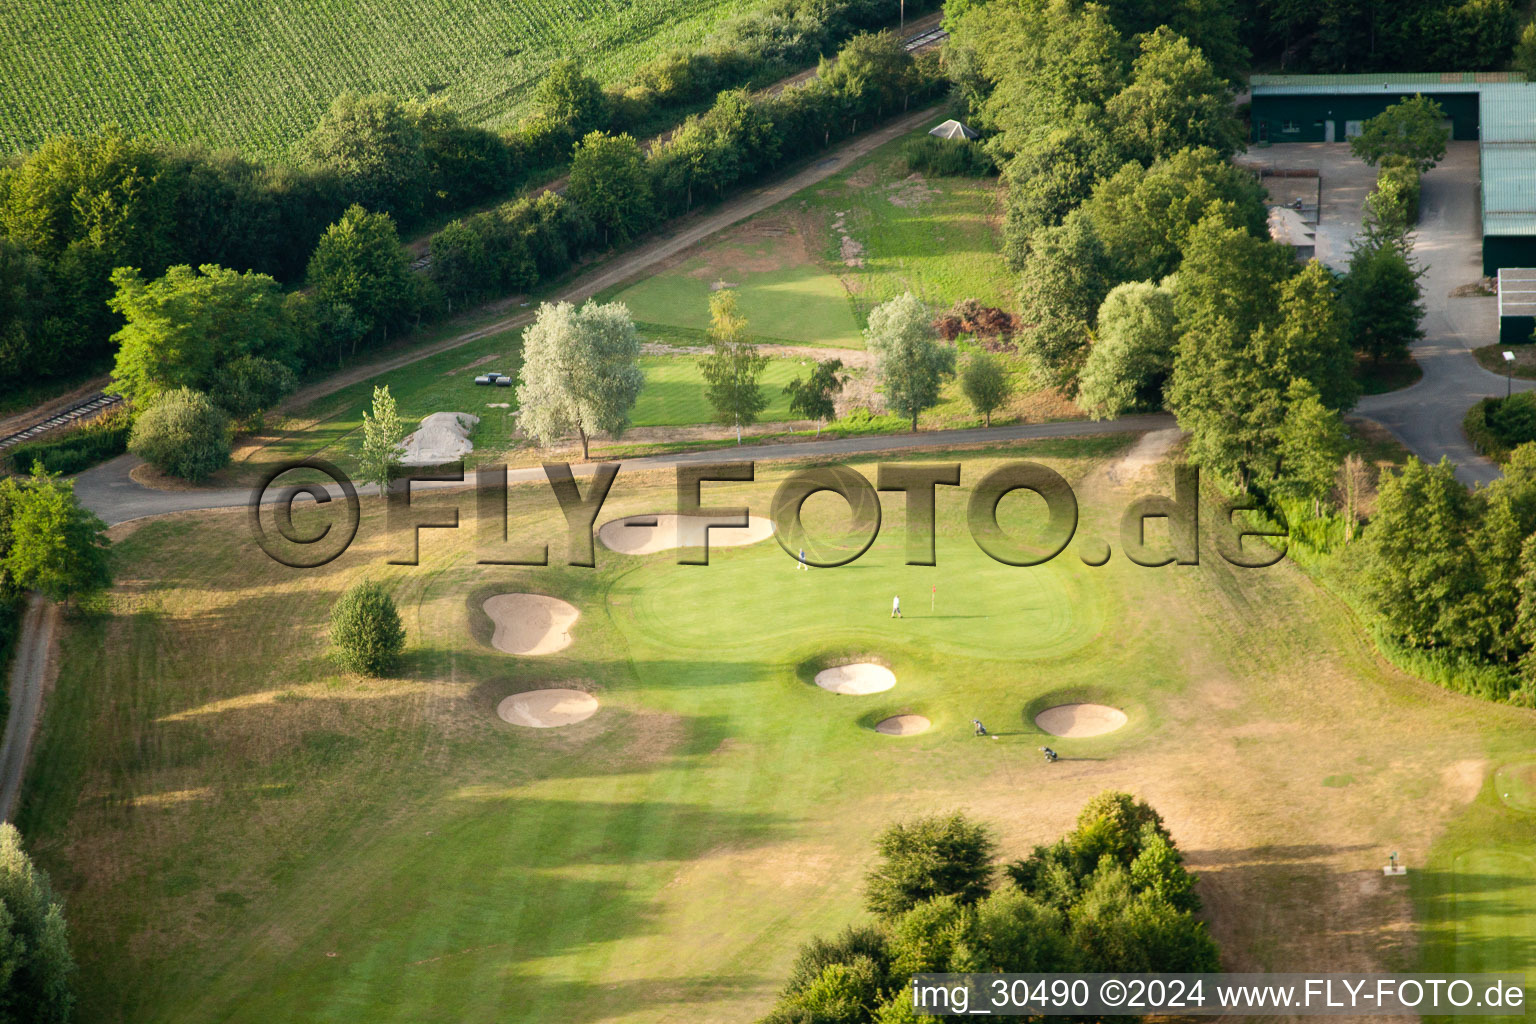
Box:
515, 301, 644, 459
358, 385, 406, 493
698, 290, 769, 443
1349, 95, 1452, 173
568, 131, 654, 246
960, 352, 1011, 426
864, 293, 956, 431
0, 822, 75, 1021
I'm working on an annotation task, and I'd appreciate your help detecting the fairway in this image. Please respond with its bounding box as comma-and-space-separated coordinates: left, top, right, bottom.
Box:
605, 119, 1013, 341
18, 439, 1536, 1022
0, 0, 761, 157
611, 234, 863, 347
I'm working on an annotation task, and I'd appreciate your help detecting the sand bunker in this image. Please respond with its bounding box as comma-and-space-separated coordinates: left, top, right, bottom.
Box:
400, 412, 479, 465
1035, 703, 1127, 737
875, 714, 930, 736
815, 663, 896, 695
598, 513, 774, 554
496, 688, 598, 728
483, 594, 579, 655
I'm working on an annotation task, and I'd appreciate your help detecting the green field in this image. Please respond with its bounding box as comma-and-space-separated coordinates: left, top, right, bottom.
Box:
0, 0, 759, 157
613, 258, 863, 347
18, 442, 1536, 1022
606, 121, 1014, 341
630, 354, 808, 427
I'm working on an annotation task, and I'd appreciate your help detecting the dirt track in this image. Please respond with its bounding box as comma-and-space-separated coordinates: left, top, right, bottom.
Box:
0, 594, 57, 822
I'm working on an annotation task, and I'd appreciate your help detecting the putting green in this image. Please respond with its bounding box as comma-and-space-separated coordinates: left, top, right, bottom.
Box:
616, 533, 1108, 660
1493, 761, 1536, 812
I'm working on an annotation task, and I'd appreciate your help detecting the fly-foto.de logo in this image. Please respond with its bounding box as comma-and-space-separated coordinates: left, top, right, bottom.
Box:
248, 459, 1286, 570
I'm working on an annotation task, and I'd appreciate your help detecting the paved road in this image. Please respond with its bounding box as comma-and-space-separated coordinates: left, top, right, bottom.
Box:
0, 595, 57, 822
1245, 142, 1531, 487
76, 415, 1178, 527
1356, 142, 1534, 487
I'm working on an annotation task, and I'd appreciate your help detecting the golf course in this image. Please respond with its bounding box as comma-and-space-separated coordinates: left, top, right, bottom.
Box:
15, 438, 1536, 1022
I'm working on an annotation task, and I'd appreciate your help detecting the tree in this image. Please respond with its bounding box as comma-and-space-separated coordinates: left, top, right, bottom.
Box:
106, 263, 298, 408
428, 219, 493, 309
820, 30, 917, 122
305, 92, 427, 221
1275, 379, 1347, 514
1, 465, 111, 606
1340, 238, 1425, 363
1358, 457, 1482, 651
1080, 147, 1269, 285
127, 388, 232, 483
568, 131, 654, 246
1166, 212, 1299, 488
864, 812, 996, 918
1256, 260, 1359, 412
358, 385, 406, 493
1016, 212, 1112, 386
534, 59, 609, 136
0, 823, 75, 1022
208, 355, 297, 427
1077, 279, 1178, 419
1105, 27, 1244, 165
515, 300, 644, 459
697, 290, 768, 443
329, 579, 406, 676
960, 352, 1011, 426
784, 358, 846, 434
306, 205, 414, 346
1349, 95, 1451, 173
864, 293, 956, 432
1516, 20, 1536, 79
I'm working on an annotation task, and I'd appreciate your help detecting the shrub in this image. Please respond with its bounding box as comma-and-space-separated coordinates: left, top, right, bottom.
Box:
1467, 393, 1536, 461
329, 580, 406, 676
902, 135, 996, 177
127, 388, 231, 481
2, 409, 132, 476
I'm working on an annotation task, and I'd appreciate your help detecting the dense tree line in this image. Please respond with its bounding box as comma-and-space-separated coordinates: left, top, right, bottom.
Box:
0, 0, 944, 403
2, 26, 942, 483
1342, 447, 1536, 703
431, 32, 945, 306
760, 794, 1215, 1022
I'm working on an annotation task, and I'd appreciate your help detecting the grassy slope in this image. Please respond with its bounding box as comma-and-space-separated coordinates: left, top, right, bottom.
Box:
0, 0, 758, 158
18, 441, 1536, 1023
607, 120, 1014, 338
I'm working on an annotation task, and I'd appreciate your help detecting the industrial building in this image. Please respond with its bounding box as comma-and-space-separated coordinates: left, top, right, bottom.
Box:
1249, 72, 1536, 282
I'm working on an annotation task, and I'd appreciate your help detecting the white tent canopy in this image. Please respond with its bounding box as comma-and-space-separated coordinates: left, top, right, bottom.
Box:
928, 119, 979, 140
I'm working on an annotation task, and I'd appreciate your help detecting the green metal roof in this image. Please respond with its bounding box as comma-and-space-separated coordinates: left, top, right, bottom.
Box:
1251, 72, 1523, 95
1481, 145, 1536, 237
1481, 85, 1536, 237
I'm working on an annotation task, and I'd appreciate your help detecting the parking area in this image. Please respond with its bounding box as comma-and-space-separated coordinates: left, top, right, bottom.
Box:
1236, 143, 1379, 270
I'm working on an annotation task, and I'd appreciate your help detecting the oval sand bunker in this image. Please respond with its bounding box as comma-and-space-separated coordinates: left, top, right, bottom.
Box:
598, 513, 774, 555
483, 594, 579, 655
1035, 703, 1127, 737
875, 714, 930, 736
815, 663, 896, 695
497, 689, 598, 728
